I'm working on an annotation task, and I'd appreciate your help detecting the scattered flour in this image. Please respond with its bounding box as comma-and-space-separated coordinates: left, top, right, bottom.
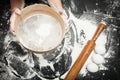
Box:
3, 10, 111, 79
67, 11, 110, 76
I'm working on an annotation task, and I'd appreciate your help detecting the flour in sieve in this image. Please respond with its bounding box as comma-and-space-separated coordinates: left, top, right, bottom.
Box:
17, 14, 63, 51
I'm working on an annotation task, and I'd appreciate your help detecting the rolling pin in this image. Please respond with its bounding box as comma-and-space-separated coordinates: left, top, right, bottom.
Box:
65, 22, 106, 80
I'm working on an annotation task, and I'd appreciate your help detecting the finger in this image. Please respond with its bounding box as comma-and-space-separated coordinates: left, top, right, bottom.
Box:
10, 13, 17, 35
10, 23, 16, 35
10, 12, 16, 23
58, 8, 63, 15
14, 8, 21, 15
10, 22, 16, 35
61, 13, 69, 33
48, 0, 63, 14
10, 27, 16, 35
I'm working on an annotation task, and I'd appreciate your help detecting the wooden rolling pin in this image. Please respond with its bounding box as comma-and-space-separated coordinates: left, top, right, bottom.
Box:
65, 22, 106, 80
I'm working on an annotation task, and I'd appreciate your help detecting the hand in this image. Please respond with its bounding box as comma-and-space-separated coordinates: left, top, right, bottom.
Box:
48, 0, 63, 15
10, 8, 21, 35
60, 10, 69, 32
48, 0, 69, 32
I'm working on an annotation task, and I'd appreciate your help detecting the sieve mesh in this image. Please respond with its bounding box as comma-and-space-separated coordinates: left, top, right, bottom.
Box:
17, 14, 63, 52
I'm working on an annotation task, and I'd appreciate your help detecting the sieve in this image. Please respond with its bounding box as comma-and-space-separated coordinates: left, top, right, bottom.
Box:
14, 4, 66, 52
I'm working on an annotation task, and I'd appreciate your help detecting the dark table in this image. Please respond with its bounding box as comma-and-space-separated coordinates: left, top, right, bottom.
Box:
0, 0, 120, 80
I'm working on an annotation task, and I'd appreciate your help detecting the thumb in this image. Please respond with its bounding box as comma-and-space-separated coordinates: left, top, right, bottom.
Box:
14, 8, 21, 15
61, 11, 69, 33
48, 0, 63, 15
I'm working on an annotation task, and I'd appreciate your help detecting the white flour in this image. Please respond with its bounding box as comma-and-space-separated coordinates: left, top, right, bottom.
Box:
3, 10, 111, 79
67, 11, 110, 76
17, 14, 63, 51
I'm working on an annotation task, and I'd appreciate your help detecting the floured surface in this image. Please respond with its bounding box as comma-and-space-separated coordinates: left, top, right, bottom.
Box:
0, 0, 120, 80
66, 12, 108, 77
